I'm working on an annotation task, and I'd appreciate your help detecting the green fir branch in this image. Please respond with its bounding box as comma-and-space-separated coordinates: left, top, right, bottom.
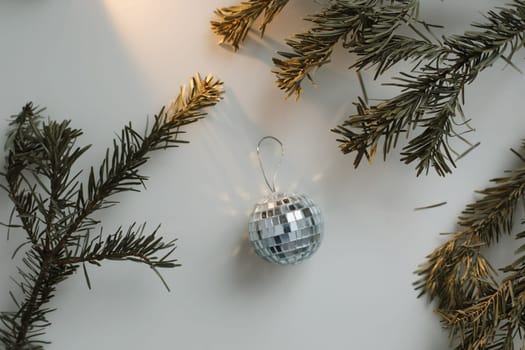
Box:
335, 0, 525, 176
0, 73, 224, 350
415, 143, 525, 307
211, 0, 290, 51
415, 142, 525, 349
272, 0, 432, 98
60, 223, 179, 270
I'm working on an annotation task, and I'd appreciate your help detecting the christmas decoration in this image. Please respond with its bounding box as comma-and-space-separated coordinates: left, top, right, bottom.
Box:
0, 74, 224, 350
415, 142, 525, 350
212, 0, 525, 176
248, 136, 323, 264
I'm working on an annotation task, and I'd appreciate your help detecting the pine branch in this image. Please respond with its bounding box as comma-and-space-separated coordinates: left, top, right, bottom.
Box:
0, 250, 76, 350
437, 280, 519, 350
415, 234, 497, 309
0, 74, 224, 349
272, 0, 430, 98
415, 144, 525, 307
58, 223, 178, 270
350, 24, 444, 78
55, 74, 223, 255
2, 104, 46, 244
211, 0, 290, 51
415, 143, 525, 350
335, 0, 525, 176
434, 253, 525, 350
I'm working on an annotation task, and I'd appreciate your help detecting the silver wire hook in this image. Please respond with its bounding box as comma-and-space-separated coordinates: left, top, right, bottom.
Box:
257, 136, 284, 193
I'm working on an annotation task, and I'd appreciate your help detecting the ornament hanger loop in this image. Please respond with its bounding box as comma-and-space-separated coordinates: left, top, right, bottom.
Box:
257, 136, 284, 193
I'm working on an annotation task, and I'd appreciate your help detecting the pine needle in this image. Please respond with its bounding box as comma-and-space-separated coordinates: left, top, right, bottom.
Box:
414, 201, 447, 211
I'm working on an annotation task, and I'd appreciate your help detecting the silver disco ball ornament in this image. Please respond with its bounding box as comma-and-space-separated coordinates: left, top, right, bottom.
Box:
248, 192, 324, 265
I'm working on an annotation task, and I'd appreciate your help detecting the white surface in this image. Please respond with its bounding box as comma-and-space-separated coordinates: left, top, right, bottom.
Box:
0, 1, 523, 349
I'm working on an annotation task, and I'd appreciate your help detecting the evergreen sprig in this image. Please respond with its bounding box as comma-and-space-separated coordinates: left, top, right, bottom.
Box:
334, 1, 525, 176
0, 73, 224, 350
272, 0, 436, 99
211, 0, 290, 51
415, 142, 525, 350
212, 1, 525, 176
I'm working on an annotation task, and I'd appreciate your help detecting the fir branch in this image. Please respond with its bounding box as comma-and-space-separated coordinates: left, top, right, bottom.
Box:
437, 280, 519, 350
415, 145, 525, 308
434, 253, 525, 350
415, 143, 525, 349
58, 223, 178, 270
335, 0, 525, 176
3, 104, 46, 244
211, 0, 290, 51
0, 74, 224, 350
0, 250, 77, 350
272, 0, 431, 98
55, 74, 223, 255
350, 26, 443, 78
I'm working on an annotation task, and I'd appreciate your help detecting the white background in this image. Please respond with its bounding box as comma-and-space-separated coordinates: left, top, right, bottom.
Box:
0, 1, 523, 349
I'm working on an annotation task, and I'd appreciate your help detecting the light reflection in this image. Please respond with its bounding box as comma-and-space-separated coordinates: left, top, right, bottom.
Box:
101, 0, 189, 94
219, 192, 230, 202
101, 0, 159, 90
312, 173, 323, 182
234, 187, 251, 201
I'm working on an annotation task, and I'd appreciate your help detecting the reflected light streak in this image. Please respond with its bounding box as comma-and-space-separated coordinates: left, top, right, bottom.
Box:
101, 0, 183, 94
101, 0, 159, 90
